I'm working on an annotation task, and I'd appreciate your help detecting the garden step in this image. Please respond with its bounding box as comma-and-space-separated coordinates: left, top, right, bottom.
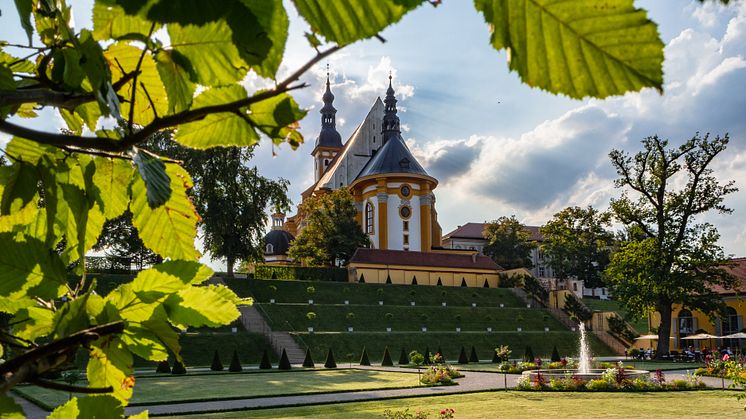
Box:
238, 305, 306, 363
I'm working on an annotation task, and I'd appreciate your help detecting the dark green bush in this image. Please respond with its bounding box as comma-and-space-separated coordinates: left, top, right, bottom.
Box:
324, 348, 337, 368
423, 347, 432, 365
524, 346, 535, 362
254, 265, 348, 282
359, 347, 371, 366
398, 348, 409, 365
470, 346, 479, 363
156, 360, 171, 374
302, 348, 315, 368
171, 360, 187, 375
458, 347, 469, 364
551, 346, 561, 362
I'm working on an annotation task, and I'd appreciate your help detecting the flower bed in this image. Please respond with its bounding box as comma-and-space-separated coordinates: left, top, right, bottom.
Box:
498, 358, 578, 374
693, 354, 745, 380
517, 364, 706, 392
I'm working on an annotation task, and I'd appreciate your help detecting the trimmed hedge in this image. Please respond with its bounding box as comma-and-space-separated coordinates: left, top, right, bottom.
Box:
255, 265, 348, 282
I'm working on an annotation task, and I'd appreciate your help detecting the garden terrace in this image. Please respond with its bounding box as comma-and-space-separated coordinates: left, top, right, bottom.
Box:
582, 298, 649, 333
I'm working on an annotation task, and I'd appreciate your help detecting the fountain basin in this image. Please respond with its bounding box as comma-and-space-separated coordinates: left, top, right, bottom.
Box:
521, 369, 650, 383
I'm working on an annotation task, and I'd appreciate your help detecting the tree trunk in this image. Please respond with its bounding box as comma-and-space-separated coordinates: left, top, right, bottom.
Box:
656, 303, 673, 359
226, 257, 234, 277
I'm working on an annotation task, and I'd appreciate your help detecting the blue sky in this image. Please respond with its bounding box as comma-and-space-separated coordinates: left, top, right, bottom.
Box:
1, 1, 744, 264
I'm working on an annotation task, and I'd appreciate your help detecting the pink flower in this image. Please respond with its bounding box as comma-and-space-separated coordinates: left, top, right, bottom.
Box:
722, 354, 730, 361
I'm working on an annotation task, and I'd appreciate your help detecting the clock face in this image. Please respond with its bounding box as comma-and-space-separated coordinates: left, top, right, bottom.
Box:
400, 185, 411, 197
400, 206, 411, 219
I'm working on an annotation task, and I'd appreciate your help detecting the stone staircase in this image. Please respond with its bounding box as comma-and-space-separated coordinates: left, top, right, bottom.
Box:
238, 305, 306, 364
592, 330, 628, 356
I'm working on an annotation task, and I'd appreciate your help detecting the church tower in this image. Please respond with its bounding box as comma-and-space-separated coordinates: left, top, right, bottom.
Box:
311, 69, 343, 182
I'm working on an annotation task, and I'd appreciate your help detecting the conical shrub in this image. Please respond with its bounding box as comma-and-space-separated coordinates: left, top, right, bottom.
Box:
491, 349, 500, 363
324, 348, 337, 368
279, 348, 291, 370
259, 349, 272, 369
359, 347, 371, 366
211, 350, 224, 371
423, 347, 432, 365
302, 348, 315, 368
524, 346, 535, 363
228, 349, 242, 372
470, 346, 479, 363
551, 346, 561, 362
458, 346, 469, 364
171, 360, 187, 375
381, 347, 393, 366
398, 348, 409, 365
156, 360, 171, 373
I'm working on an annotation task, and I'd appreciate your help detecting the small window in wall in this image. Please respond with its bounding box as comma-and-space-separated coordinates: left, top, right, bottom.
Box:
538, 266, 545, 277
265, 243, 274, 254
403, 235, 409, 245
573, 283, 578, 292
460, 278, 467, 287
324, 159, 329, 166
399, 206, 411, 219
403, 221, 409, 231
373, 135, 376, 143
400, 185, 411, 197
365, 202, 374, 234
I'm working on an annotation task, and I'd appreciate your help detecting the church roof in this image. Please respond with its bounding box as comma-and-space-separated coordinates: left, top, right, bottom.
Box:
442, 223, 545, 242
355, 134, 429, 179
350, 248, 502, 271
263, 229, 294, 256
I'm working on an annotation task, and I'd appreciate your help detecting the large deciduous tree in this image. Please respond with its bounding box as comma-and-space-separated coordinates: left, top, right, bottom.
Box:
540, 206, 613, 294
482, 216, 536, 270
605, 134, 738, 358
288, 188, 368, 267
0, 0, 670, 416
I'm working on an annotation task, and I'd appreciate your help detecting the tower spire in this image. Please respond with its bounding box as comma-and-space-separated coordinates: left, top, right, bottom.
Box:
382, 73, 400, 144
321, 64, 336, 129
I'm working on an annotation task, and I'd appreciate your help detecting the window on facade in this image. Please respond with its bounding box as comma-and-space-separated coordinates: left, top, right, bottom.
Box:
403, 235, 409, 245
400, 185, 411, 197
403, 221, 409, 231
573, 283, 578, 292
365, 202, 374, 234
538, 266, 545, 277
324, 159, 329, 167
678, 309, 694, 335
399, 206, 411, 219
265, 243, 273, 254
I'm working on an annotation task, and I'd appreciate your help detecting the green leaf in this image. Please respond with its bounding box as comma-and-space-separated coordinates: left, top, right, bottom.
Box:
60, 109, 85, 135
5, 136, 58, 165
105, 284, 157, 323
48, 395, 125, 419
0, 393, 25, 419
104, 43, 168, 126
154, 50, 195, 113
168, 20, 249, 86
13, 0, 34, 45
132, 149, 171, 208
88, 337, 134, 403
0, 233, 67, 309
236, 0, 289, 78
13, 306, 55, 341
249, 92, 307, 148
292, 0, 424, 45
0, 50, 36, 73
52, 291, 93, 339
75, 101, 103, 131
93, 0, 158, 41
165, 284, 241, 328
131, 261, 214, 302
78, 30, 121, 120
0, 160, 39, 215
130, 163, 200, 261
473, 0, 664, 99
92, 157, 134, 220
174, 85, 259, 149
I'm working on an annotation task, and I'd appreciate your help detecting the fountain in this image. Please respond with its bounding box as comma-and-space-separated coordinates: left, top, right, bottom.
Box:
522, 322, 649, 383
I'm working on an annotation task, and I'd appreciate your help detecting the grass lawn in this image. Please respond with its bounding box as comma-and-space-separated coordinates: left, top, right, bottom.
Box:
13, 369, 420, 409
582, 298, 649, 333
166, 390, 745, 418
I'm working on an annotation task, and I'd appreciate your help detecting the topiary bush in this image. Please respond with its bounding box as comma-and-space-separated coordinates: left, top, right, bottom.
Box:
324, 348, 337, 368
524, 346, 535, 363
398, 348, 409, 365
551, 345, 561, 362
259, 349, 272, 369
156, 360, 171, 374
359, 347, 371, 366
458, 346, 469, 364
228, 349, 242, 372
302, 348, 315, 368
470, 346, 479, 363
423, 347, 432, 365
279, 348, 291, 370
211, 350, 224, 371
171, 360, 187, 375
381, 346, 394, 367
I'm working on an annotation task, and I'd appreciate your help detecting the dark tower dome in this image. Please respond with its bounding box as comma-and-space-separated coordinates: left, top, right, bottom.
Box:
263, 229, 295, 256
315, 71, 343, 149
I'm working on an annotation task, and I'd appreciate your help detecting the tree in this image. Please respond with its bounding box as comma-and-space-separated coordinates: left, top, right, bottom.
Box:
288, 188, 369, 266
482, 216, 536, 269
93, 210, 163, 270
540, 206, 614, 293
0, 0, 669, 416
605, 134, 738, 357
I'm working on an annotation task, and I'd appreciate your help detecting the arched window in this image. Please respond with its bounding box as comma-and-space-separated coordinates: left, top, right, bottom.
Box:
678, 309, 694, 335
265, 243, 274, 254
365, 202, 374, 234
723, 306, 738, 334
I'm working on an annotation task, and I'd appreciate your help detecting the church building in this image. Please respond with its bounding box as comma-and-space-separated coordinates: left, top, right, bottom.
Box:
266, 73, 502, 287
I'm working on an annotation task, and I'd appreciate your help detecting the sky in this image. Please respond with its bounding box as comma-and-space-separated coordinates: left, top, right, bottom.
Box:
1, 1, 745, 264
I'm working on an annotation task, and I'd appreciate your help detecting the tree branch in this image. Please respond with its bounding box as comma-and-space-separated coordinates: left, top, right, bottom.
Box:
0, 72, 137, 109
0, 45, 342, 153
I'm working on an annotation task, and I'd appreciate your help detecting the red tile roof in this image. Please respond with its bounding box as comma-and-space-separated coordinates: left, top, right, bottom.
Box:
349, 248, 502, 271
711, 257, 746, 294
442, 222, 544, 242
